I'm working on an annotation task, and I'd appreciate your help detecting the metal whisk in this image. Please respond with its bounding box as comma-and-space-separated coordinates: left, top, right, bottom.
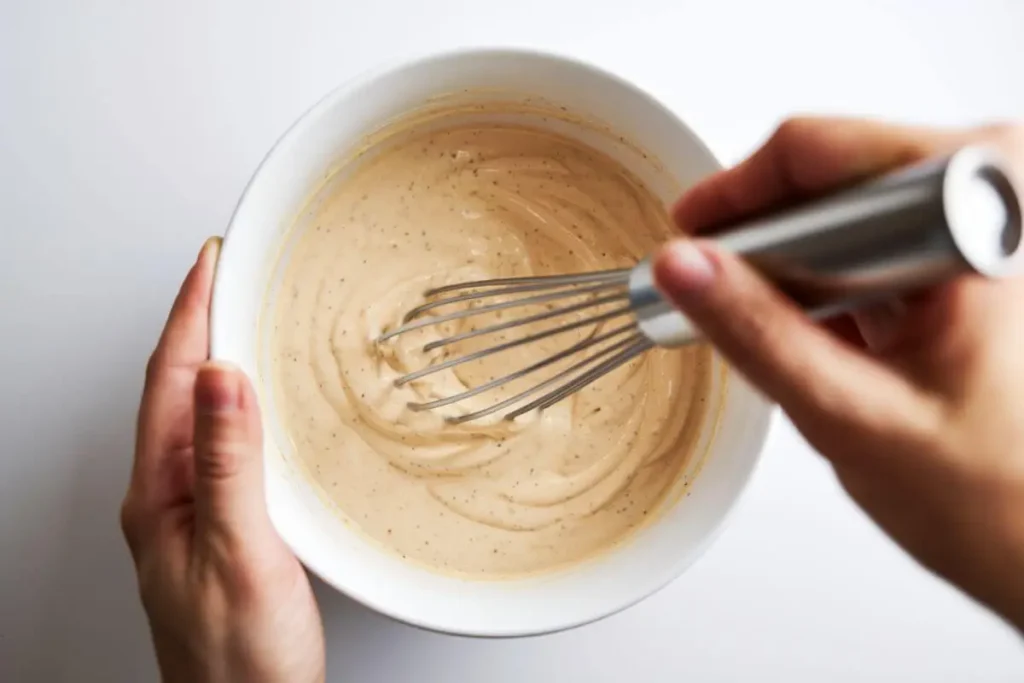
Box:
378, 145, 1022, 423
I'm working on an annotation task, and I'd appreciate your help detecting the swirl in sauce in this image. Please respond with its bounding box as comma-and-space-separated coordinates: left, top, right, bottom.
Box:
269, 115, 714, 576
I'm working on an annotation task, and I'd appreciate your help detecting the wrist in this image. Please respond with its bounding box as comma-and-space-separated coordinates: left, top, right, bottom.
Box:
157, 647, 324, 683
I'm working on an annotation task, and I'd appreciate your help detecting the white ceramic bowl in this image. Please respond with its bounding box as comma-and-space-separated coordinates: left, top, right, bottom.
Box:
210, 47, 774, 637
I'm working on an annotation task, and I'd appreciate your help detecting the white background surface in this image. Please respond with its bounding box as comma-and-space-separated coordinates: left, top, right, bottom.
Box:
2, 0, 1023, 681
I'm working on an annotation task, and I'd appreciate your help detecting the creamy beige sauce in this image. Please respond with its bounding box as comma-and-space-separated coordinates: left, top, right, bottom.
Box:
269, 113, 713, 577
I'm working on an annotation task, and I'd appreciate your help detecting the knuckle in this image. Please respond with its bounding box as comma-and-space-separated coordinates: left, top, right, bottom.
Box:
119, 497, 145, 556
770, 117, 820, 149
196, 442, 246, 481
764, 117, 834, 190
144, 350, 165, 384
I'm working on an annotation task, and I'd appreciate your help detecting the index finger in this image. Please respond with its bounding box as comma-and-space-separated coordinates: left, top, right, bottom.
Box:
149, 237, 220, 374
672, 117, 960, 233
132, 238, 220, 496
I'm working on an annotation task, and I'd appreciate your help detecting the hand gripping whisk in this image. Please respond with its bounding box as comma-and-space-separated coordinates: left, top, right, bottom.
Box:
377, 146, 1022, 424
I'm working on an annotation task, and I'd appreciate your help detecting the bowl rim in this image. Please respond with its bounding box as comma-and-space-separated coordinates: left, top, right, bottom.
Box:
211, 44, 775, 637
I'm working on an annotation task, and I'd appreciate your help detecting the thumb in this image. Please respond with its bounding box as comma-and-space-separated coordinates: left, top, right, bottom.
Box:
193, 361, 268, 534
652, 239, 927, 446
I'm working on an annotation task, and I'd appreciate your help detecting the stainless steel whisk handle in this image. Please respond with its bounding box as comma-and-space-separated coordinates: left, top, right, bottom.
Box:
630, 145, 1024, 347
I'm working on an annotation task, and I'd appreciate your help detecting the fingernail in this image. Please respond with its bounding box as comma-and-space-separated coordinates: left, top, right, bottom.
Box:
197, 236, 222, 264
657, 240, 716, 292
195, 363, 241, 414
